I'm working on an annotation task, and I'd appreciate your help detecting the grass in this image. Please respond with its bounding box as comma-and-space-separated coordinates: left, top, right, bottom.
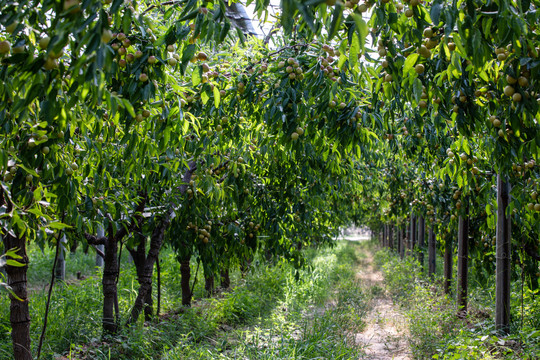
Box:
0, 240, 368, 359
373, 246, 540, 360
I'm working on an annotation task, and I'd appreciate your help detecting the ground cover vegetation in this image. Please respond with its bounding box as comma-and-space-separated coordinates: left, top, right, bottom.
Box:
0, 0, 539, 358
375, 247, 540, 359
1, 240, 366, 359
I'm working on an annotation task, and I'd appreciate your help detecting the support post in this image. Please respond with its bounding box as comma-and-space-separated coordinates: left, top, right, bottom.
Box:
496, 174, 511, 333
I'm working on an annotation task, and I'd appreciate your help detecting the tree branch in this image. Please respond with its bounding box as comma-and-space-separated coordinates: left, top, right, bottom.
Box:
84, 233, 108, 246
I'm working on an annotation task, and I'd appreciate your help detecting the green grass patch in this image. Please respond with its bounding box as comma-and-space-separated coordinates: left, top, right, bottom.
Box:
1, 241, 368, 359
373, 246, 540, 360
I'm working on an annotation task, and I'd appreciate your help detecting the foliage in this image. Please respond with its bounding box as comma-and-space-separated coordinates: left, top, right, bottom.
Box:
375, 247, 540, 360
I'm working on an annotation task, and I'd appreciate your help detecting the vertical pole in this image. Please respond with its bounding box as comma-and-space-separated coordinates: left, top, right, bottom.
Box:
389, 224, 394, 250
496, 174, 511, 333
400, 224, 406, 259
410, 214, 416, 253
444, 231, 453, 294
428, 225, 436, 278
456, 201, 469, 316
418, 217, 425, 270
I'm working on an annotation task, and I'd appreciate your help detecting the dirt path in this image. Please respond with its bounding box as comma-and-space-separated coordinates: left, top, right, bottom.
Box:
355, 248, 411, 360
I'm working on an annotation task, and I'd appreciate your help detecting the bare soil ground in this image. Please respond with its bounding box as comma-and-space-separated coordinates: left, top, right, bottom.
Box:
354, 246, 411, 360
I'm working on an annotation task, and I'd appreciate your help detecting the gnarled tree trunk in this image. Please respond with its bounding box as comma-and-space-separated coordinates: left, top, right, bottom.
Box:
4, 234, 32, 360
180, 258, 192, 306
102, 228, 119, 335
221, 269, 230, 289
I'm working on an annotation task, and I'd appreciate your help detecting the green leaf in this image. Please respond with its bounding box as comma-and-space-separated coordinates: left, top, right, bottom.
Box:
192, 67, 201, 86
181, 44, 197, 75
48, 222, 72, 230
352, 14, 368, 50
328, 4, 343, 41
4, 248, 22, 260
430, 0, 443, 25
201, 91, 209, 105
349, 31, 360, 68
121, 98, 136, 117
281, 0, 295, 34
6, 259, 24, 267
412, 78, 423, 104
403, 53, 419, 75
213, 86, 221, 108
17, 164, 39, 177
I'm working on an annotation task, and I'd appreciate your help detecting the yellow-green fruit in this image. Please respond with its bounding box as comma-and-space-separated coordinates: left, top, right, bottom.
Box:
101, 29, 113, 43
503, 86, 515, 97
5, 22, 18, 34
518, 76, 529, 87
0, 41, 11, 54
506, 75, 517, 84
291, 132, 299, 140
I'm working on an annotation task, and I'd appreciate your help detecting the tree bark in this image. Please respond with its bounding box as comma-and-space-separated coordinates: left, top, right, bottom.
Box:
396, 227, 401, 256
456, 203, 469, 316
428, 225, 436, 279
4, 234, 32, 360
128, 234, 155, 322
54, 235, 66, 281
388, 224, 394, 250
221, 268, 230, 289
180, 258, 192, 306
205, 274, 215, 296
417, 217, 425, 270
444, 233, 453, 294
127, 162, 196, 324
496, 174, 511, 333
102, 229, 119, 335
95, 226, 105, 267
126, 212, 171, 325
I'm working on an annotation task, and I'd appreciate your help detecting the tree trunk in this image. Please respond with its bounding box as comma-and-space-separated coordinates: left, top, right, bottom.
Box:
128, 234, 155, 322
221, 268, 230, 289
428, 225, 436, 279
95, 226, 105, 267
54, 235, 66, 281
180, 258, 192, 306
205, 275, 215, 296
102, 230, 119, 335
396, 227, 401, 256
417, 217, 425, 270
444, 233, 453, 294
126, 210, 171, 326
496, 174, 511, 333
389, 224, 394, 250
4, 234, 32, 360
456, 203, 469, 316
